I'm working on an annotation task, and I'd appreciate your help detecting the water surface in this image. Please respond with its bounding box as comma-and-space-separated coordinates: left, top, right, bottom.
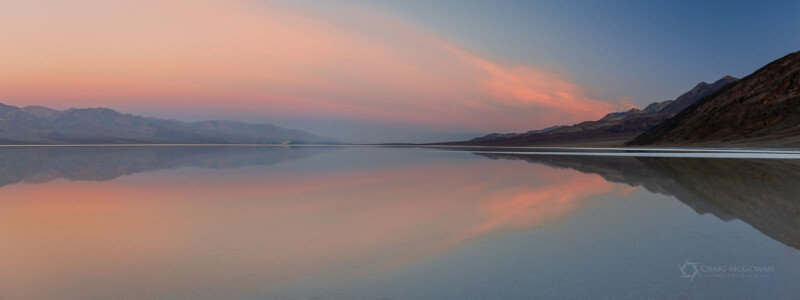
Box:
0, 146, 798, 299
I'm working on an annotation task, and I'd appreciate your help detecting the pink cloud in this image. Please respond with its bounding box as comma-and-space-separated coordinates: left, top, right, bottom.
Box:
0, 0, 621, 132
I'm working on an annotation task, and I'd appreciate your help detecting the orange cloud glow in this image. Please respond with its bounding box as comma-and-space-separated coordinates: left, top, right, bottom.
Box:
0, 0, 620, 132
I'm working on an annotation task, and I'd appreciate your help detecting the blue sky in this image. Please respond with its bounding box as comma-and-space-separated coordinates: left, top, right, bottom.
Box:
334, 0, 800, 104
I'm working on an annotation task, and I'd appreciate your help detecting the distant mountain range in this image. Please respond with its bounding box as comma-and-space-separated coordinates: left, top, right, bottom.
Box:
457, 76, 738, 146
0, 103, 340, 145
469, 125, 568, 143
628, 51, 800, 146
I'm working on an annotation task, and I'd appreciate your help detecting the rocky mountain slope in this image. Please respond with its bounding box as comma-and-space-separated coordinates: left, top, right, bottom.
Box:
628, 51, 800, 146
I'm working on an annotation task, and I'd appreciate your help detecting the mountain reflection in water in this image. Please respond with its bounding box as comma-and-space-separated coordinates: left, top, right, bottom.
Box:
477, 152, 800, 250
0, 146, 332, 187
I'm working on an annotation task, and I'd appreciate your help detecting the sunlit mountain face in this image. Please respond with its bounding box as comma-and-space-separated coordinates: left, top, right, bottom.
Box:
0, 146, 798, 299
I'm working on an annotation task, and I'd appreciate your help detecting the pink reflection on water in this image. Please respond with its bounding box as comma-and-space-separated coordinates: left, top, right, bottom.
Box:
0, 158, 629, 298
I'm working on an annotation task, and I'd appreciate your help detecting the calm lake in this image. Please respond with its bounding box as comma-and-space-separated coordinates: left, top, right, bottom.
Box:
0, 146, 798, 299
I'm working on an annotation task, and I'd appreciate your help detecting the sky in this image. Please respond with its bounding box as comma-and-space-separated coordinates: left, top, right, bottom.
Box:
1, 0, 798, 143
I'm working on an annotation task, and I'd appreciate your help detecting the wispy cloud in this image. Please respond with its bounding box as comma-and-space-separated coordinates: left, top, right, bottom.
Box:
0, 0, 622, 133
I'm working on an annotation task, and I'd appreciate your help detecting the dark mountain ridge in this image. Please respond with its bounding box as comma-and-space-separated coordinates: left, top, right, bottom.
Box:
454, 76, 738, 146
629, 51, 800, 146
0, 103, 340, 145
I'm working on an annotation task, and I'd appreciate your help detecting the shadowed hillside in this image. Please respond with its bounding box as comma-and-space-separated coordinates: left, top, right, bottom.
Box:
447, 76, 737, 146
629, 51, 800, 146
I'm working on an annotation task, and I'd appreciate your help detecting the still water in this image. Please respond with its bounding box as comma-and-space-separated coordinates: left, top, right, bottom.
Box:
0, 146, 798, 299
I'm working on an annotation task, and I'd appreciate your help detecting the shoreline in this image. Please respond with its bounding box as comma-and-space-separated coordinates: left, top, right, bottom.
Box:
0, 143, 797, 150
2, 143, 800, 156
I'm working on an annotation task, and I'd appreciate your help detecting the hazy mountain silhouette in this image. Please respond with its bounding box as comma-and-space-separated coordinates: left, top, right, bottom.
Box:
0, 103, 340, 144
455, 76, 737, 146
476, 152, 800, 250
629, 51, 800, 146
